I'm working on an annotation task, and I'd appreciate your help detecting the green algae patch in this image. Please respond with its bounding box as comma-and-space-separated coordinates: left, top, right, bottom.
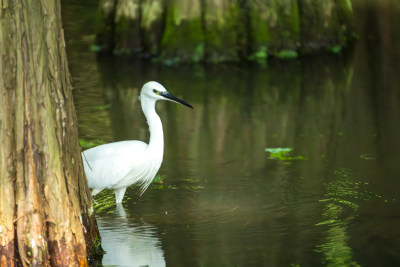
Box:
277, 49, 299, 59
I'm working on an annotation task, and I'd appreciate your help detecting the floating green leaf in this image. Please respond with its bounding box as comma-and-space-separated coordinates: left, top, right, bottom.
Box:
265, 147, 305, 160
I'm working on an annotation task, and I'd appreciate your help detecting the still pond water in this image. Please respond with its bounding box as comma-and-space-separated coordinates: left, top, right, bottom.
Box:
63, 3, 400, 267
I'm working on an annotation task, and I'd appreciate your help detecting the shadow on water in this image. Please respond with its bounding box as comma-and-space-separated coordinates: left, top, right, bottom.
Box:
62, 1, 400, 266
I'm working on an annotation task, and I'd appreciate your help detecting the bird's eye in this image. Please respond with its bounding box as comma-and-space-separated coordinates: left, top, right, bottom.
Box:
153, 89, 159, 95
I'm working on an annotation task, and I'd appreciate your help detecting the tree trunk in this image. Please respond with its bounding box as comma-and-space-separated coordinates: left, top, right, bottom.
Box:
298, 0, 354, 53
161, 0, 204, 63
96, 0, 117, 53
203, 0, 241, 63
0, 0, 101, 266
247, 0, 272, 62
114, 0, 142, 54
141, 0, 165, 56
248, 0, 301, 60
95, 0, 354, 62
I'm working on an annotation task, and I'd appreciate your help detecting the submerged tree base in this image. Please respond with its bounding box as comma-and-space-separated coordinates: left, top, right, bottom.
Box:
95, 0, 355, 64
93, 0, 354, 65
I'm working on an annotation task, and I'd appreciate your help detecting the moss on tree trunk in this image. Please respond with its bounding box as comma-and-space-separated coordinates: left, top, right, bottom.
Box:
96, 0, 117, 53
114, 0, 142, 54
161, 0, 204, 63
0, 0, 102, 265
95, 0, 355, 63
247, 0, 272, 62
298, 0, 354, 53
203, 0, 241, 63
141, 0, 165, 56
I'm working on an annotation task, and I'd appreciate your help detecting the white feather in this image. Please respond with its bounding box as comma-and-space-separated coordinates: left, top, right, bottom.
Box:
81, 81, 192, 203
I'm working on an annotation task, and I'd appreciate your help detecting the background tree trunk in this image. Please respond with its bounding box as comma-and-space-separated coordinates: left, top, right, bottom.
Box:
114, 0, 142, 54
161, 0, 204, 63
96, 0, 354, 63
299, 0, 354, 53
0, 0, 101, 266
141, 0, 165, 56
246, 0, 300, 61
96, 0, 118, 53
203, 0, 241, 63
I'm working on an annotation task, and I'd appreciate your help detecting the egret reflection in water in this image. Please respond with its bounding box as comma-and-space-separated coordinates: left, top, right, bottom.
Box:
97, 203, 166, 267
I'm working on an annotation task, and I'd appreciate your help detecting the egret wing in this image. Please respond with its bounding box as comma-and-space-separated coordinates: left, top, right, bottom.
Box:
82, 141, 148, 189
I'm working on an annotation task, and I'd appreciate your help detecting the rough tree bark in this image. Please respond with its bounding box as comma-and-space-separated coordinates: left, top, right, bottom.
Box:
0, 0, 101, 266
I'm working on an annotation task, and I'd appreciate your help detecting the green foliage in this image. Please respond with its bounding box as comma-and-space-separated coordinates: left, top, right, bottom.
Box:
248, 2, 271, 60
202, 0, 240, 63
93, 189, 121, 214
161, 4, 204, 63
314, 168, 378, 267
265, 147, 305, 160
90, 235, 104, 256
276, 49, 299, 59
360, 154, 375, 160
95, 0, 354, 63
93, 104, 111, 110
330, 45, 342, 54
248, 46, 268, 63
151, 174, 205, 190
290, 1, 301, 36
193, 43, 204, 63
87, 234, 104, 265
151, 174, 165, 184
80, 139, 105, 149
183, 177, 205, 190
90, 45, 102, 52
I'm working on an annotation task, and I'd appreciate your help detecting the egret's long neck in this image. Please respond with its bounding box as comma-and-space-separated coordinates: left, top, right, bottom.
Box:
141, 98, 164, 157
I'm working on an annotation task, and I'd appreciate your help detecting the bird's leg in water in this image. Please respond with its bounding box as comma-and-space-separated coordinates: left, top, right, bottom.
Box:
91, 188, 103, 196
91, 188, 103, 204
115, 203, 127, 217
114, 187, 127, 204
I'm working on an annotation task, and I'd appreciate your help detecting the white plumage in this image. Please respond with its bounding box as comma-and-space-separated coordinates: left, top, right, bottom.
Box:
82, 81, 193, 203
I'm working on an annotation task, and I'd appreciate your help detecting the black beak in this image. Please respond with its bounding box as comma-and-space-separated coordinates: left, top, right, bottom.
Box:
160, 91, 193, 109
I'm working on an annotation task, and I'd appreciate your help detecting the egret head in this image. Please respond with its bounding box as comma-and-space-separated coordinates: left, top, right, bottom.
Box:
141, 81, 193, 108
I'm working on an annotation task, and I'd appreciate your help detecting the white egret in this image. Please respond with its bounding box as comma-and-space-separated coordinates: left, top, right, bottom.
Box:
82, 81, 193, 203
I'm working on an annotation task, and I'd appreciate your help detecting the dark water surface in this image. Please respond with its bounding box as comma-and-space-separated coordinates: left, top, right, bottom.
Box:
63, 1, 400, 266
